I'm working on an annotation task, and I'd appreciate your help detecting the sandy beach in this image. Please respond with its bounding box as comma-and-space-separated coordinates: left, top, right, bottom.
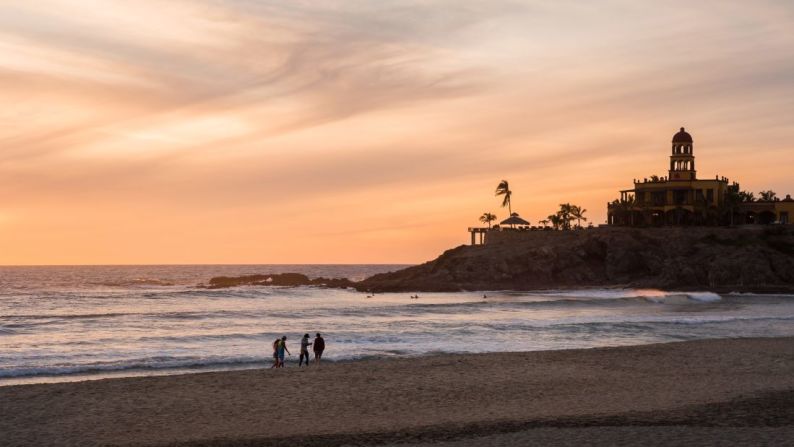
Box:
2, 337, 793, 446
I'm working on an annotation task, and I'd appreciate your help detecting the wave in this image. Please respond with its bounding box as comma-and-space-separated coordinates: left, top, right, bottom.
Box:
388, 314, 794, 334
90, 278, 177, 287
0, 355, 265, 379
535, 288, 722, 302
536, 288, 670, 299
0, 351, 387, 379
370, 294, 724, 314
682, 292, 721, 302
0, 310, 265, 326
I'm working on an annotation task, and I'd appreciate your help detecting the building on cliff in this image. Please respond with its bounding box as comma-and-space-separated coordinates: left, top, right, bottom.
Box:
607, 127, 794, 227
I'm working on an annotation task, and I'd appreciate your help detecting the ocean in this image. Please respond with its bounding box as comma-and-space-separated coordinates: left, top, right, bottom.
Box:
2, 265, 794, 386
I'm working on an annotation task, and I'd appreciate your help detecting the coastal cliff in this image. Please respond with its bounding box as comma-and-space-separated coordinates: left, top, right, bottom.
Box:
357, 226, 794, 292
205, 227, 794, 293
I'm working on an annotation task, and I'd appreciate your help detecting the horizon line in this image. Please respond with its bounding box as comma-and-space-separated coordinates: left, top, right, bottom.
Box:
0, 262, 416, 268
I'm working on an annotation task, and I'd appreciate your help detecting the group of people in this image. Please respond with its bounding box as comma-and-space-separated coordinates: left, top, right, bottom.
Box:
271, 333, 325, 368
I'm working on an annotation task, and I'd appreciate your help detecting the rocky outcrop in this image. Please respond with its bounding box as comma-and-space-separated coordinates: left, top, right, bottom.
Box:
357, 226, 794, 293
205, 273, 355, 289
205, 227, 794, 293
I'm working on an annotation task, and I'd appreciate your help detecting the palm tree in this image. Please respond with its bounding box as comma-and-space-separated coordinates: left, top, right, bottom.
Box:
479, 212, 497, 229
557, 203, 575, 230
548, 214, 562, 230
571, 205, 587, 228
759, 190, 777, 201
539, 219, 550, 228
495, 180, 512, 215
739, 190, 755, 202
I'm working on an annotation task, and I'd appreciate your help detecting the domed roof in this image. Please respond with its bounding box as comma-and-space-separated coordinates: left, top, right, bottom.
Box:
672, 127, 693, 143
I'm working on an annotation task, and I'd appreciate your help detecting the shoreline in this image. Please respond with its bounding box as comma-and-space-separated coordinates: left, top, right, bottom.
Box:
3, 285, 792, 388
4, 325, 790, 387
2, 337, 793, 446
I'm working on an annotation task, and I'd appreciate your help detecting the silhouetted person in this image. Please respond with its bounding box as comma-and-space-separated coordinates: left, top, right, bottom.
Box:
277, 336, 290, 367
313, 333, 325, 365
270, 338, 280, 368
299, 333, 312, 367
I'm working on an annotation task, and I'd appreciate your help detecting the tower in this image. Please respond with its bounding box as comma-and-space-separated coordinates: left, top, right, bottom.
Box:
669, 127, 695, 180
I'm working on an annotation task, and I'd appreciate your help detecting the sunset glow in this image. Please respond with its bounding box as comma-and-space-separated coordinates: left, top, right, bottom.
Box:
2, 0, 794, 264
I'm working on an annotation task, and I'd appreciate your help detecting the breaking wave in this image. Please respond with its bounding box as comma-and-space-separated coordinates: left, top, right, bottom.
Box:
2, 265, 794, 385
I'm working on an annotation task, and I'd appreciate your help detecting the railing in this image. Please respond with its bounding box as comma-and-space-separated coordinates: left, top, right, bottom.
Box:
608, 200, 698, 208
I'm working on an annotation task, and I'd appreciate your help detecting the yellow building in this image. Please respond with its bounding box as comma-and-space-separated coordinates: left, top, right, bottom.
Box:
608, 127, 794, 226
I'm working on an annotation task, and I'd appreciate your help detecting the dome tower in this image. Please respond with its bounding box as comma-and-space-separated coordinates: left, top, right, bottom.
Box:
669, 127, 696, 180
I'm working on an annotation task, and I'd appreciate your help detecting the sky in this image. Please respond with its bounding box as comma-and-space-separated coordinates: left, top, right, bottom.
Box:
1, 0, 794, 265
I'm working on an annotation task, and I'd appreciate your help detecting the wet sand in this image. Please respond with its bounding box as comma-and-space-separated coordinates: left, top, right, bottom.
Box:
2, 337, 793, 446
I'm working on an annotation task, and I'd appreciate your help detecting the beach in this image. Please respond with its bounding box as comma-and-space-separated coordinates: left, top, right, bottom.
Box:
2, 337, 793, 446
6, 265, 794, 383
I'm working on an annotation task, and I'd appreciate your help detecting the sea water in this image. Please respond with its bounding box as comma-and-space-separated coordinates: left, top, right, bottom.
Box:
2, 265, 794, 386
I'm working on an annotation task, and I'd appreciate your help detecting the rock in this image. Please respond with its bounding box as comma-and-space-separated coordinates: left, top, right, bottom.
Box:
203, 227, 794, 294
357, 226, 794, 293
205, 273, 355, 289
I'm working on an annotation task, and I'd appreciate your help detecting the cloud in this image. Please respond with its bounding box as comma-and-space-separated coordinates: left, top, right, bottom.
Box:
1, 0, 794, 264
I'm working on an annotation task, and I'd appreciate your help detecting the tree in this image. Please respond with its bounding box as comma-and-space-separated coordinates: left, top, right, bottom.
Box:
539, 219, 550, 228
759, 190, 777, 201
479, 212, 496, 229
547, 214, 562, 230
738, 190, 756, 202
556, 203, 575, 230
571, 205, 588, 228
495, 180, 512, 215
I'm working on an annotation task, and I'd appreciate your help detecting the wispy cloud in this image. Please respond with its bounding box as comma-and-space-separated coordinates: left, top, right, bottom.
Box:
1, 0, 793, 264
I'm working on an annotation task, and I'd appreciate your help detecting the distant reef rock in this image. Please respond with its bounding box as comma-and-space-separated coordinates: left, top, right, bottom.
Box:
206, 227, 794, 293
204, 273, 355, 289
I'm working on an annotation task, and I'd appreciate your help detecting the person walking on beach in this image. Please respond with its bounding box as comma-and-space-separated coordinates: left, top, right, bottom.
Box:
277, 336, 290, 368
313, 333, 325, 365
299, 333, 313, 367
270, 338, 280, 368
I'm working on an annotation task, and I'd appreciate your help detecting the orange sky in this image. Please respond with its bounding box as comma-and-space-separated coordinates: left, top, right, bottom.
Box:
2, 0, 794, 265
